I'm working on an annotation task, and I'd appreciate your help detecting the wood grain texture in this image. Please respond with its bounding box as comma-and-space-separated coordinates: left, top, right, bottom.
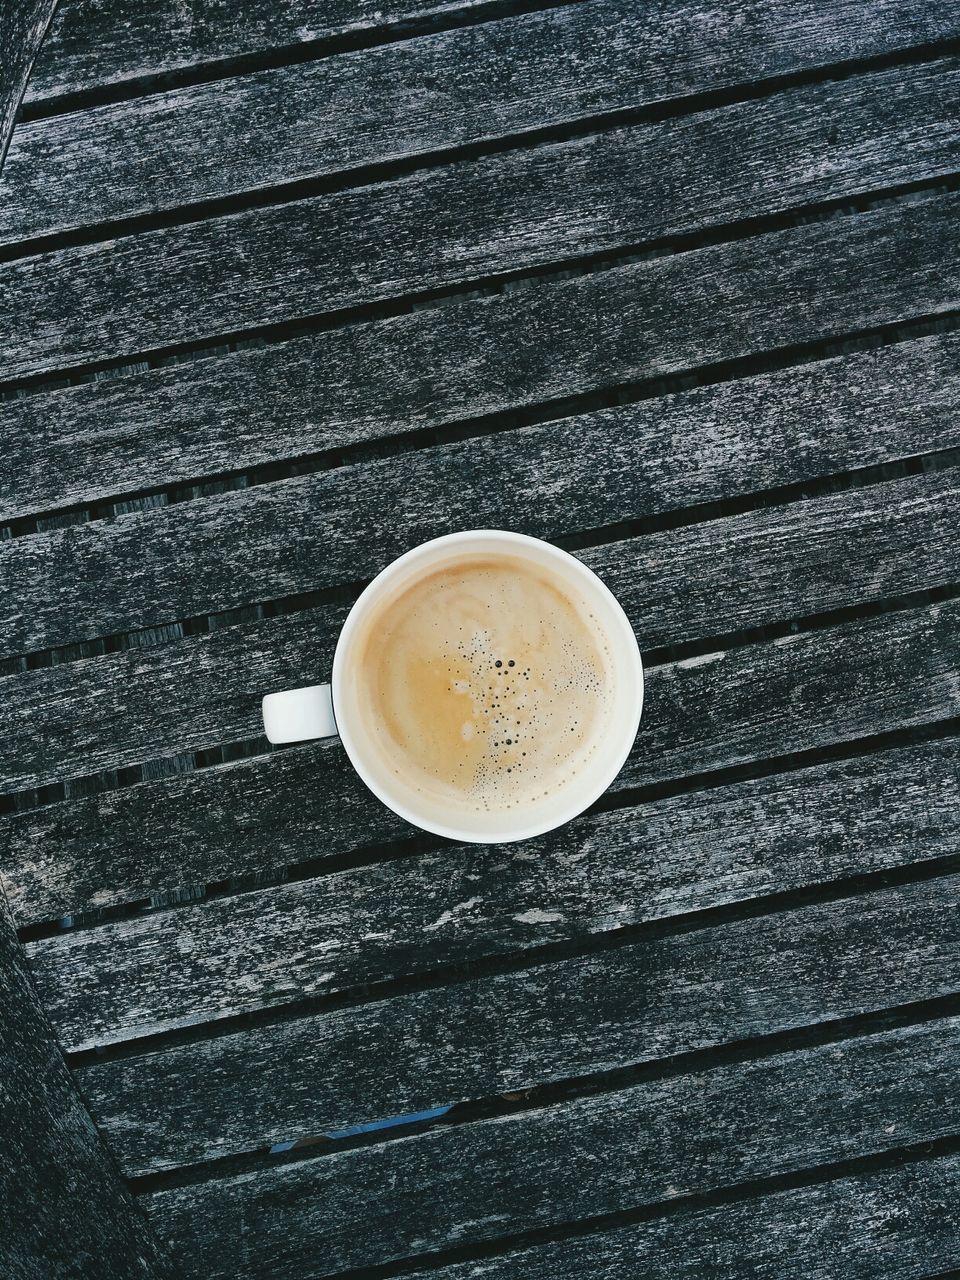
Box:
144, 1017, 960, 1277
25, 0, 498, 103
626, 598, 959, 795
2, 227, 958, 525
2, 692, 957, 929
0, 897, 175, 1278
2, 476, 958, 794
25, 0, 960, 106
1, 738, 405, 924
3, 593, 958, 887
23, 732, 960, 1052
4, 95, 960, 381
0, 34, 176, 1271
10, 6, 957, 1272
400, 1154, 960, 1280
3, 384, 958, 653
7, 15, 960, 244
72, 781, 960, 1171
0, 0, 57, 171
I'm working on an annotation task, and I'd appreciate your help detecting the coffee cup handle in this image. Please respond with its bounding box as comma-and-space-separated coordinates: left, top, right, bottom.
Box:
262, 683, 337, 744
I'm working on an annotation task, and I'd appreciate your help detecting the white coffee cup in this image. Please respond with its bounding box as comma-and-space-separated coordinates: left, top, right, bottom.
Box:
262, 530, 643, 843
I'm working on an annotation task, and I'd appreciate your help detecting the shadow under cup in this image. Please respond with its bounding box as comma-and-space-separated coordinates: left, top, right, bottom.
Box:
333, 531, 644, 844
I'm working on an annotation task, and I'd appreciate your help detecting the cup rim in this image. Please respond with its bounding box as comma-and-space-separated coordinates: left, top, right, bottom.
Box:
331, 530, 644, 844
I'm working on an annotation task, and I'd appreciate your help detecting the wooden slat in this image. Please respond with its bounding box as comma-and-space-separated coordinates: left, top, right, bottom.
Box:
2, 652, 957, 928
2, 207, 958, 525
25, 730, 960, 1053
3, 342, 960, 651
1, 321, 958, 562
401, 1154, 960, 1280
3, 596, 958, 925
1, 473, 957, 794
72, 764, 960, 1171
26, 0, 960, 109
13, 597, 958, 1027
11, 721, 957, 952
3, 86, 960, 381
144, 1018, 960, 1277
26, 714, 959, 1051
0, 0, 57, 169
25, 0, 498, 103
0, 896, 174, 1277
1, 737, 402, 925
630, 598, 958, 794
7, 15, 960, 245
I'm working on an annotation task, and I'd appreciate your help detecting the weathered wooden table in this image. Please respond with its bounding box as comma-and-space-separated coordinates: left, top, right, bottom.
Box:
2, 1, 959, 1276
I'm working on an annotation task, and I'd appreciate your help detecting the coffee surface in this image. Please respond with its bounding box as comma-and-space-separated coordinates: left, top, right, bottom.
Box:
352, 555, 613, 813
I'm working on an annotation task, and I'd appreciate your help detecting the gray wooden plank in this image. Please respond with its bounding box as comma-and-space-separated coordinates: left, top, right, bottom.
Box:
4, 341, 960, 650
4, 85, 960, 381
629, 598, 959, 796
144, 1017, 960, 1277
9, 594, 956, 996
28, 735, 960, 1053
25, 0, 499, 103
9, 376, 960, 640
69, 758, 960, 1169
27, 0, 960, 108
26, 389, 201, 856
2, 204, 957, 525
1, 474, 956, 795
0, 896, 175, 1278
591, 468, 959, 650
25, 0, 960, 108
7, 14, 960, 245
0, 0, 57, 171
2, 658, 957, 927
400, 1154, 960, 1280
6, 709, 951, 930
0, 737, 403, 924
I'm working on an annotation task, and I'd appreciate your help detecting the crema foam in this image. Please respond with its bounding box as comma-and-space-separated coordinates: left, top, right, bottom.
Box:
350, 555, 614, 815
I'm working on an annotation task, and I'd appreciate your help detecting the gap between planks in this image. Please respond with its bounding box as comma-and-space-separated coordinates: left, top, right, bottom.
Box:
2, 561, 958, 800
3, 589, 959, 914
3, 309, 959, 543
3, 445, 958, 672
2, 158, 958, 395
14, 716, 960, 943
6, 42, 960, 257
137, 1016, 960, 1277
122, 989, 960, 1189
208, 1143, 960, 1280
1, 180, 960, 555
75, 858, 960, 1178
37, 828, 960, 1058
21, 0, 587, 116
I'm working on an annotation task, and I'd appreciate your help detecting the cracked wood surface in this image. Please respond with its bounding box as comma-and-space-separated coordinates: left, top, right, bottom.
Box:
143, 1018, 960, 1278
5, 26, 960, 245
3, 2, 959, 1276
3, 106, 960, 381
76, 869, 960, 1175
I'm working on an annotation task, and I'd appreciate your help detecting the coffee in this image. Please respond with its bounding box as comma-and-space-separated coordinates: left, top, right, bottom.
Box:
348, 554, 613, 815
